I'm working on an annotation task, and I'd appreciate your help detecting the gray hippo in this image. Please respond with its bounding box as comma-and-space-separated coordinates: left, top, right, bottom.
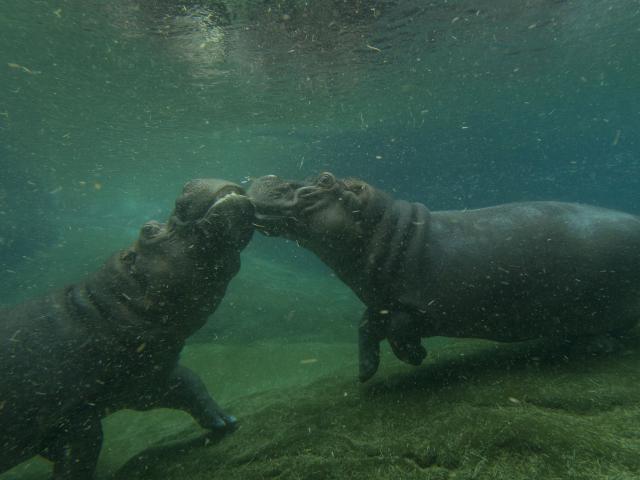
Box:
248, 172, 640, 381
0, 179, 254, 479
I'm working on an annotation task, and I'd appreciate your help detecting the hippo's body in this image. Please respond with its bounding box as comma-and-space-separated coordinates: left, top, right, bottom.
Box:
248, 173, 640, 381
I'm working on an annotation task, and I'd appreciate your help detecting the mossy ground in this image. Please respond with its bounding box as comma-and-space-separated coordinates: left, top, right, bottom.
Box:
102, 330, 640, 480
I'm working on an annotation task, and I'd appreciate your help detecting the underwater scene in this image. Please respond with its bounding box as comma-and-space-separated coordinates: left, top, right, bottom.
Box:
2, 0, 640, 478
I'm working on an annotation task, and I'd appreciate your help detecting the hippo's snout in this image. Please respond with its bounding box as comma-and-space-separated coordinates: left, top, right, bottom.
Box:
174, 179, 246, 223
167, 178, 255, 248
199, 191, 254, 247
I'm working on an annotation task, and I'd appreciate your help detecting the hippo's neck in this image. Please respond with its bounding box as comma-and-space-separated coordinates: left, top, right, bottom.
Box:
363, 198, 432, 306
307, 197, 432, 309
77, 253, 219, 346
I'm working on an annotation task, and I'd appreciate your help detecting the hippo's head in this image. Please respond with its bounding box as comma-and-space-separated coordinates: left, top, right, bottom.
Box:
248, 172, 387, 253
249, 173, 427, 381
112, 179, 254, 325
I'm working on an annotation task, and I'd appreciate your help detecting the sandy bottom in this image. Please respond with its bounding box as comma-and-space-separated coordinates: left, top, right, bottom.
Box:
4, 332, 640, 480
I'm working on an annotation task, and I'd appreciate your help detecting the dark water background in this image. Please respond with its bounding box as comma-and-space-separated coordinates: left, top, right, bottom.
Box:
1, 0, 640, 477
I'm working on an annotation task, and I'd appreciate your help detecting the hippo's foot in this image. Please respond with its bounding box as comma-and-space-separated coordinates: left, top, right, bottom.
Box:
386, 310, 427, 366
41, 411, 103, 480
388, 336, 427, 366
207, 409, 238, 432
359, 341, 381, 383
159, 365, 239, 435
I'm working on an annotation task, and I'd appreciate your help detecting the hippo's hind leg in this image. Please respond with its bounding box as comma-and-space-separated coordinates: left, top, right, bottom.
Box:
150, 365, 237, 432
41, 412, 103, 480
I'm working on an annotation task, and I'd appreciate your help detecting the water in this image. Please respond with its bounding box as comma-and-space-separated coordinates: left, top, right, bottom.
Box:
1, 1, 640, 478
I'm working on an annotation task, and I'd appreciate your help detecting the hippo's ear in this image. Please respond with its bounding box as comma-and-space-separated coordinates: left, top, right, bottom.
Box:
343, 178, 368, 195
337, 179, 367, 210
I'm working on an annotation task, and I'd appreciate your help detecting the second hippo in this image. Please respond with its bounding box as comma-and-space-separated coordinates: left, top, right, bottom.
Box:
0, 179, 253, 479
248, 172, 640, 381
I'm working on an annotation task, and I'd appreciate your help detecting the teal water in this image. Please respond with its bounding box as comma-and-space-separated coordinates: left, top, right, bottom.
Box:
2, 1, 640, 479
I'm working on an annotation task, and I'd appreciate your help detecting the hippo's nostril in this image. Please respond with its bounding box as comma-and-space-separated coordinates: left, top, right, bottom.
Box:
316, 172, 336, 188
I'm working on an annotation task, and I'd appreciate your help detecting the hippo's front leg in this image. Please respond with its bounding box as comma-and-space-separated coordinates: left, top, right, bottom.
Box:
158, 365, 237, 432
358, 308, 386, 382
41, 412, 103, 480
359, 309, 427, 382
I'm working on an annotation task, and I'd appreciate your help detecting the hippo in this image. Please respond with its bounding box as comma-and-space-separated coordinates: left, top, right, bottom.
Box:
0, 179, 254, 479
248, 172, 640, 381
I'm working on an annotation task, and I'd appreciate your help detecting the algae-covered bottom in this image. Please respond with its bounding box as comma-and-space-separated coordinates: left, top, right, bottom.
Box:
8, 332, 640, 480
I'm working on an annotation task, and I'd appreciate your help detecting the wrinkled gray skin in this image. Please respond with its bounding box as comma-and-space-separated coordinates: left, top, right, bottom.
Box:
0, 179, 254, 479
248, 172, 640, 382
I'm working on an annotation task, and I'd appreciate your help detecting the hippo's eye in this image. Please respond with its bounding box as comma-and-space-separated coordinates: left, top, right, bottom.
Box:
317, 172, 335, 188
141, 221, 162, 239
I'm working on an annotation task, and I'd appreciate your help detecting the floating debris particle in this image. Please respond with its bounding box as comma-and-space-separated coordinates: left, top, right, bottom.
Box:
136, 343, 146, 353
9, 329, 21, 342
508, 397, 521, 404
300, 358, 318, 365
366, 44, 382, 53
94, 182, 102, 191
612, 129, 621, 146
7, 63, 40, 75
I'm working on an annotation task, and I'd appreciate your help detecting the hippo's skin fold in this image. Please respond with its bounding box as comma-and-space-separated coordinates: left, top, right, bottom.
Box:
248, 172, 640, 381
0, 179, 254, 479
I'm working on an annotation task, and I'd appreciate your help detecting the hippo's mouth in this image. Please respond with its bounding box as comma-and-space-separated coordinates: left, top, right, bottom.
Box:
212, 190, 244, 207
197, 191, 254, 244
248, 173, 338, 231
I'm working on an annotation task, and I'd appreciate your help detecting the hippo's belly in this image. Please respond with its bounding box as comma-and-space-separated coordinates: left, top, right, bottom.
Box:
420, 276, 640, 341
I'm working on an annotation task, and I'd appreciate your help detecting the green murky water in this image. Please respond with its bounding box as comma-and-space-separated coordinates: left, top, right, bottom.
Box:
2, 1, 640, 478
